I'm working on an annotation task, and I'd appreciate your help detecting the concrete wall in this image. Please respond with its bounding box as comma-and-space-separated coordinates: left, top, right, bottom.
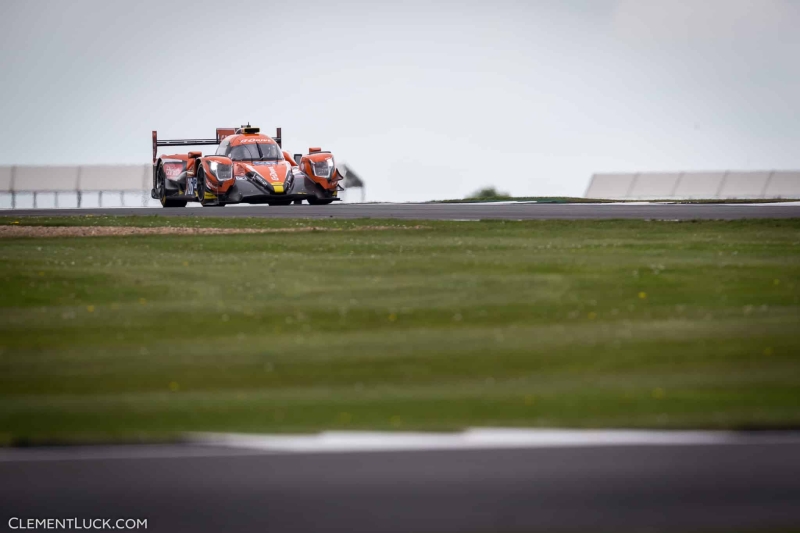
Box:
586, 171, 800, 200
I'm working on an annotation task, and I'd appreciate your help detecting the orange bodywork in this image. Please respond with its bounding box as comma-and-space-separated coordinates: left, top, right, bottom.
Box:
233, 160, 293, 189
159, 153, 235, 194
152, 126, 340, 205
301, 151, 341, 191
282, 151, 297, 166
223, 133, 293, 191
229, 133, 275, 146
201, 156, 235, 194
216, 128, 236, 142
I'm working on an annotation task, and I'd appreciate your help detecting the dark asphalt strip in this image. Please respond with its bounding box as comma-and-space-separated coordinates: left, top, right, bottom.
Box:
4, 203, 800, 220
1, 443, 799, 533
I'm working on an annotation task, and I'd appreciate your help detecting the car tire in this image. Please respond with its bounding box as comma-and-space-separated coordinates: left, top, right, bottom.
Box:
307, 197, 333, 205
196, 168, 224, 207
158, 164, 187, 208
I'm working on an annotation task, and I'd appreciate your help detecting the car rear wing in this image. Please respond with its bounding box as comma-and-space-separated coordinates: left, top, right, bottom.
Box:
152, 127, 283, 163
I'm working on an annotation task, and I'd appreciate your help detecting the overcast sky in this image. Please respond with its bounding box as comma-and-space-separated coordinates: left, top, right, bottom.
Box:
1, 0, 799, 201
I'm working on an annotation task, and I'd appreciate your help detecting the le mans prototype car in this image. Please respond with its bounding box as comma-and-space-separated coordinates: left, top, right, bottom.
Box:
151, 125, 343, 207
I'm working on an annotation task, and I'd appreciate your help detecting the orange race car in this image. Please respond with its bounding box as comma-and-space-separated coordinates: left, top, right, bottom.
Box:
150, 125, 343, 207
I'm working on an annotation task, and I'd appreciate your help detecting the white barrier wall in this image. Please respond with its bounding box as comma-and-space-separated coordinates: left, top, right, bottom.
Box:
583, 173, 635, 199
0, 167, 11, 192
586, 171, 800, 200
673, 172, 726, 199
14, 166, 80, 192
718, 171, 771, 199
0, 165, 154, 208
765, 172, 800, 198
0, 165, 151, 193
78, 165, 150, 191
628, 173, 681, 199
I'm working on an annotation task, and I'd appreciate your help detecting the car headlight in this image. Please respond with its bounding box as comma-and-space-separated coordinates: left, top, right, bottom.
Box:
310, 157, 334, 179
209, 161, 233, 181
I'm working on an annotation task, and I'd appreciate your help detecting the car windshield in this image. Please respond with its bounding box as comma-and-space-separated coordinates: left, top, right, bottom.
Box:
229, 143, 282, 161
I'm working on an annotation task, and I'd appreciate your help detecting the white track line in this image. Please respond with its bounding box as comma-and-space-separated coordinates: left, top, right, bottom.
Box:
723, 201, 800, 206
189, 428, 800, 454
1, 430, 798, 462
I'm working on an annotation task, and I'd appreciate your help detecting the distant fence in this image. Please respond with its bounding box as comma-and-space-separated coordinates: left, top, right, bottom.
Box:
585, 171, 800, 200
0, 165, 151, 208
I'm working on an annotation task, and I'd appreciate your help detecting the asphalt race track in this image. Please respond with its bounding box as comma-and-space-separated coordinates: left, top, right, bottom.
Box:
5, 202, 800, 220
2, 442, 800, 533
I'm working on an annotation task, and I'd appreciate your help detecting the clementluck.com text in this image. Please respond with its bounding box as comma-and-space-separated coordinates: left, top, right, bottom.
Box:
8, 518, 147, 530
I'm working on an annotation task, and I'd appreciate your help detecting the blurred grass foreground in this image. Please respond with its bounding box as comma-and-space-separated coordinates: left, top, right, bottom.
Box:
0, 215, 799, 444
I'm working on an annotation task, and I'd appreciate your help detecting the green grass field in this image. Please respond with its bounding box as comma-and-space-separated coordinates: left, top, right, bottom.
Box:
1, 215, 799, 445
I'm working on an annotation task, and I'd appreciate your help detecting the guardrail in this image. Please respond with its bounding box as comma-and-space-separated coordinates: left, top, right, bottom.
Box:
585, 171, 800, 200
